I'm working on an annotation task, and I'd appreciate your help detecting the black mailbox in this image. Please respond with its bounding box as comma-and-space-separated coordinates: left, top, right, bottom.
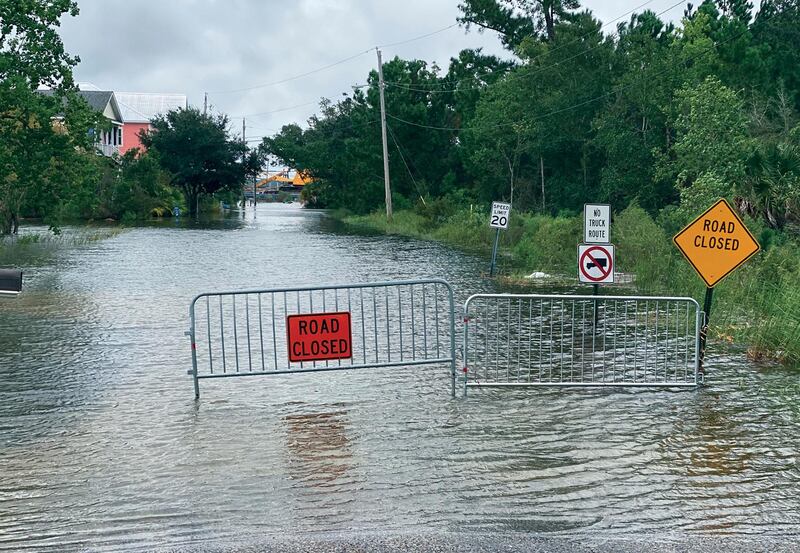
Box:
0, 269, 22, 294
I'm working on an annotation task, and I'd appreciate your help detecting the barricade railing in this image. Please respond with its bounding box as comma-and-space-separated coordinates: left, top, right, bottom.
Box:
462, 294, 701, 393
188, 279, 457, 398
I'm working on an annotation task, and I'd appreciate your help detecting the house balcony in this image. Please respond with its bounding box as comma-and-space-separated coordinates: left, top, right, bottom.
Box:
97, 143, 120, 157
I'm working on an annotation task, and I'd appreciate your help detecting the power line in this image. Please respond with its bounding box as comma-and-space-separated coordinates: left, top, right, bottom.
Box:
387, 123, 427, 202
386, 0, 664, 92
208, 21, 474, 96
378, 23, 459, 49
385, 8, 774, 134
386, 0, 682, 94
209, 49, 374, 95
232, 84, 370, 120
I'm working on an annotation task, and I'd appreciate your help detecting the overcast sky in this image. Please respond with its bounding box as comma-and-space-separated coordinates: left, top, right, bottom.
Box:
59, 0, 755, 140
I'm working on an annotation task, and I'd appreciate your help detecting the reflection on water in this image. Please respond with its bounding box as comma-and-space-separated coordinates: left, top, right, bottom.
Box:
0, 204, 798, 551
285, 409, 353, 486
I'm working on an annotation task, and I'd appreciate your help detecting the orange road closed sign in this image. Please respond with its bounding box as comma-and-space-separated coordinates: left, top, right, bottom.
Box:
287, 312, 352, 363
673, 198, 760, 288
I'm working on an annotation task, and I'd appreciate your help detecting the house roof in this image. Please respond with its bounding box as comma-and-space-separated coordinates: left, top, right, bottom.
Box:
79, 91, 115, 112
116, 92, 187, 123
37, 89, 123, 123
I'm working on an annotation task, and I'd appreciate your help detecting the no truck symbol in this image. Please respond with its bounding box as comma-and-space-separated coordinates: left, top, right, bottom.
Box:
578, 244, 615, 284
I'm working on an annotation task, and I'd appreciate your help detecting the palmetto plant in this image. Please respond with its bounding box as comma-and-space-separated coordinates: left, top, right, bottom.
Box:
741, 141, 800, 229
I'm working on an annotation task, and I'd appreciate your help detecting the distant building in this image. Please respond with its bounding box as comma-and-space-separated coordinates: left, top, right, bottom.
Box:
115, 92, 188, 155
38, 89, 124, 157
80, 91, 125, 156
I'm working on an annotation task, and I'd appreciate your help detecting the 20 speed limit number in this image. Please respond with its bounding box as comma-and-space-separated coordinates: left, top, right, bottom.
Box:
490, 202, 511, 229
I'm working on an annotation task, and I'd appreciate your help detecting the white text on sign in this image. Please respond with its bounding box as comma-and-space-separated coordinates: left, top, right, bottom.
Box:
287, 312, 353, 363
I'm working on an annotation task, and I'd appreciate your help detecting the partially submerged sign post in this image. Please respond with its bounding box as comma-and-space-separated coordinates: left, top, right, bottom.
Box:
0, 269, 22, 297
580, 205, 614, 283
489, 202, 511, 276
580, 204, 614, 327
673, 198, 760, 371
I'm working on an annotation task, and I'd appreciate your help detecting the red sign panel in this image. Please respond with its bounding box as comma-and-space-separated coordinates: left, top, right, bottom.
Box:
287, 312, 352, 363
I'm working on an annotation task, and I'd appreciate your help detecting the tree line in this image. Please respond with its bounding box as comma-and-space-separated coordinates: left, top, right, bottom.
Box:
264, 0, 800, 232
0, 0, 262, 234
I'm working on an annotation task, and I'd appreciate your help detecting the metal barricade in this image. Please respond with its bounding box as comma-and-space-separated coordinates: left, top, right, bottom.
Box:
188, 279, 457, 398
463, 294, 701, 393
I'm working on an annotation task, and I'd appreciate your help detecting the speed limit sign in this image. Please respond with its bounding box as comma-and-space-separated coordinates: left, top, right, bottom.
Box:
490, 202, 511, 229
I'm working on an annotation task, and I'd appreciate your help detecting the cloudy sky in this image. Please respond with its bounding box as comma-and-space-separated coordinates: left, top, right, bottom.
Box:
59, 0, 747, 140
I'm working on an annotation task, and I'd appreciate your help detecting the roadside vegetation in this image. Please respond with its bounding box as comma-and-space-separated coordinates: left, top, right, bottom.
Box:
261, 0, 800, 367
344, 203, 800, 367
0, 228, 123, 266
0, 1, 260, 235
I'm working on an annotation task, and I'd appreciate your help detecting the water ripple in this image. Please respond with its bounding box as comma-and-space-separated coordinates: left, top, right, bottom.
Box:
0, 205, 798, 550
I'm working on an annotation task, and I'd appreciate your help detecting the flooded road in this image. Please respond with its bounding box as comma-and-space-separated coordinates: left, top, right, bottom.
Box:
0, 204, 798, 551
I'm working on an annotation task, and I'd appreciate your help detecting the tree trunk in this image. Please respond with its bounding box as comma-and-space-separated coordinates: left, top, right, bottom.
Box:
540, 156, 546, 212
186, 189, 199, 218
544, 2, 556, 41
507, 158, 515, 205
0, 212, 11, 235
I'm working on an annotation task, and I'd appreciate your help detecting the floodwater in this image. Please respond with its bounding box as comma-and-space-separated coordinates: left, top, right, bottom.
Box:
0, 204, 797, 551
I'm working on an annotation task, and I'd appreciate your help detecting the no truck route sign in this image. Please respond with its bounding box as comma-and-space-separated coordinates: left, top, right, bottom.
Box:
584, 204, 610, 244
673, 199, 760, 288
578, 244, 615, 284
287, 312, 353, 363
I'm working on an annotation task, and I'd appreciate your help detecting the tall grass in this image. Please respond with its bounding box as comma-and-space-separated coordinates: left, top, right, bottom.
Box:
0, 229, 122, 266
342, 205, 800, 367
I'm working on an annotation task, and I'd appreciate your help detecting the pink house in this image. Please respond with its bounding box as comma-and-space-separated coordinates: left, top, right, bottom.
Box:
116, 92, 188, 155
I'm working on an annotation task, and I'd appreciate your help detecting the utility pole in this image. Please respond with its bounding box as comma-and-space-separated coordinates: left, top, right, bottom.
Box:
376, 48, 392, 220
204, 92, 208, 115
540, 155, 546, 212
242, 118, 248, 211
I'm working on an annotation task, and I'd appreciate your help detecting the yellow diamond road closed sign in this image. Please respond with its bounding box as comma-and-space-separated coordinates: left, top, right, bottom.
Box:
673, 199, 760, 288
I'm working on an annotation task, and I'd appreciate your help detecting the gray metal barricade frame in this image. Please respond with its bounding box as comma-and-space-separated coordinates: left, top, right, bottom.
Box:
463, 294, 702, 394
188, 279, 457, 398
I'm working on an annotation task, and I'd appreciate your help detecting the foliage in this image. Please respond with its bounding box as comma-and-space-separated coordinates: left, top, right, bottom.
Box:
264, 0, 800, 233
0, 0, 102, 234
345, 203, 800, 366
141, 108, 250, 217
457, 0, 581, 47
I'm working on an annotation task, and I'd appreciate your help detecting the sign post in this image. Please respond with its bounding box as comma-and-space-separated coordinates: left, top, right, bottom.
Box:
673, 198, 760, 373
0, 269, 22, 297
581, 204, 613, 326
489, 202, 511, 276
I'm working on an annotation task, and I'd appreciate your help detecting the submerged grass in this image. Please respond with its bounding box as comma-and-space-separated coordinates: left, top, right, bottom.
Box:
0, 228, 123, 266
343, 205, 800, 368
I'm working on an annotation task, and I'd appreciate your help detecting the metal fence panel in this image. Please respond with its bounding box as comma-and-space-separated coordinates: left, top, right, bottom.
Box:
188, 279, 457, 398
463, 294, 701, 393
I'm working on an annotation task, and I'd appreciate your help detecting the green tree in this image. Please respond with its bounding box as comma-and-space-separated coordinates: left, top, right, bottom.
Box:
0, 0, 97, 234
751, 0, 800, 109
141, 108, 246, 217
464, 77, 535, 207
458, 0, 580, 48
592, 10, 677, 212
